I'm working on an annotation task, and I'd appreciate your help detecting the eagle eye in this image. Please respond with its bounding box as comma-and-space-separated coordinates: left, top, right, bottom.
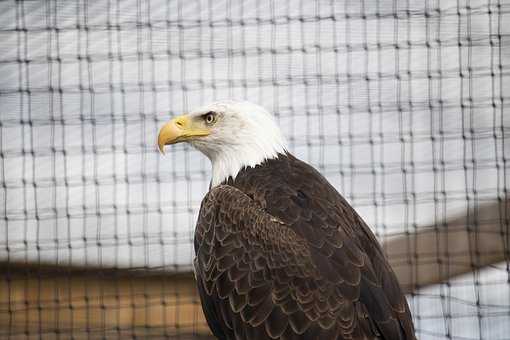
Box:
203, 112, 216, 125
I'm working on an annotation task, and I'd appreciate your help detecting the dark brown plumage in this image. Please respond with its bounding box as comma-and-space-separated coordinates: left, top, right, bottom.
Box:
194, 153, 416, 340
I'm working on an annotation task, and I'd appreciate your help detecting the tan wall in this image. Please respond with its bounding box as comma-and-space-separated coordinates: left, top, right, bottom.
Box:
1, 200, 506, 338
0, 264, 212, 339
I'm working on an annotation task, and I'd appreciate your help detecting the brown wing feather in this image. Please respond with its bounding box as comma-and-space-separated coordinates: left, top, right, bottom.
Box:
228, 154, 416, 339
195, 176, 415, 339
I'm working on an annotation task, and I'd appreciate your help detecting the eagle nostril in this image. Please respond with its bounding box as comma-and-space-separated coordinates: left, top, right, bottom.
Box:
175, 120, 184, 128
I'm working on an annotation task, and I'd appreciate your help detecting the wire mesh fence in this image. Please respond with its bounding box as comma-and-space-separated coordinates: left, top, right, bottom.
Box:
0, 0, 509, 338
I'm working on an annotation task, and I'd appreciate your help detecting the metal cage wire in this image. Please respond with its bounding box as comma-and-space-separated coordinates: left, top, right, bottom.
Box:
0, 0, 509, 339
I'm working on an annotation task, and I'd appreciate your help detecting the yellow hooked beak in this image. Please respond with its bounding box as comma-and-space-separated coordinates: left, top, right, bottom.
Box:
157, 115, 210, 154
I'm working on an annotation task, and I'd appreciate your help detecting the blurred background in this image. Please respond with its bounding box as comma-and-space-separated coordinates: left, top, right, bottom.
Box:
0, 0, 509, 338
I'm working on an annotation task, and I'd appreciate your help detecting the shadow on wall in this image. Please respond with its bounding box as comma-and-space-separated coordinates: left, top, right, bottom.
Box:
386, 198, 510, 293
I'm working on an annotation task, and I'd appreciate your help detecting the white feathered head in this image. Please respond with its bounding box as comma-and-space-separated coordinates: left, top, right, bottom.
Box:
158, 101, 287, 186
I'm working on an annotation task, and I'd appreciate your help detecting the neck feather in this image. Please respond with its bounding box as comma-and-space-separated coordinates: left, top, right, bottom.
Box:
209, 142, 286, 187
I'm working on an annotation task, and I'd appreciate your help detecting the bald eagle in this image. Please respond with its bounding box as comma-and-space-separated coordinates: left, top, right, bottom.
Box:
158, 101, 416, 340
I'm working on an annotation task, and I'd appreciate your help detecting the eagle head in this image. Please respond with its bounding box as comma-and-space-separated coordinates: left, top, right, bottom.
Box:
158, 101, 287, 186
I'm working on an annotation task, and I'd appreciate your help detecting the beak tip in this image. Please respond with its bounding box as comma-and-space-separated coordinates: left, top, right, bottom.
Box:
158, 142, 166, 155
